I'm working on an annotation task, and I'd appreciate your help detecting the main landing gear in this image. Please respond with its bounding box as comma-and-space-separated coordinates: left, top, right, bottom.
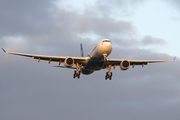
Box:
74, 71, 80, 79
105, 65, 113, 80
105, 72, 112, 80
73, 63, 81, 79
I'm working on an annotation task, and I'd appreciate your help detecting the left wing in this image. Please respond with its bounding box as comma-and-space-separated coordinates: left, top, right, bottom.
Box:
1, 48, 89, 66
104, 58, 175, 69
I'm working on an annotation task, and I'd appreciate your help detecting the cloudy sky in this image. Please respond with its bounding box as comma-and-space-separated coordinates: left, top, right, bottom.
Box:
0, 0, 180, 120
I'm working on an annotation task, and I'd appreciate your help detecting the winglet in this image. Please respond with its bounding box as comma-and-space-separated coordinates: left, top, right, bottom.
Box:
174, 56, 177, 61
1, 48, 6, 53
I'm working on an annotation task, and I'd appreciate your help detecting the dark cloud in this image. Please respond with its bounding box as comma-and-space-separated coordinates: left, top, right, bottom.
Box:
0, 0, 55, 36
0, 0, 179, 120
0, 0, 135, 54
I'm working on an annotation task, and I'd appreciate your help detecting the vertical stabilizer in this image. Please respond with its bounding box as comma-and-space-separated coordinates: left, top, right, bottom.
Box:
1, 48, 6, 53
80, 43, 84, 57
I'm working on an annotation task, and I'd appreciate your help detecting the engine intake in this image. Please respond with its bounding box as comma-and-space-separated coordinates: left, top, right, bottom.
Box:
120, 60, 130, 70
64, 57, 74, 67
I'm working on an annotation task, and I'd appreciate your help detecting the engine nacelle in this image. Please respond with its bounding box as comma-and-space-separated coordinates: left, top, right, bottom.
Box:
120, 60, 130, 70
64, 57, 74, 67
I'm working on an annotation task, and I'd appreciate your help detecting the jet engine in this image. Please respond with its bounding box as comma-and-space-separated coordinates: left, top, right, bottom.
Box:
64, 57, 74, 67
120, 60, 130, 70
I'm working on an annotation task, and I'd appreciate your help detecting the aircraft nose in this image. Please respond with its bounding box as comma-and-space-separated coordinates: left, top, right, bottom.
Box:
105, 42, 112, 48
104, 42, 112, 53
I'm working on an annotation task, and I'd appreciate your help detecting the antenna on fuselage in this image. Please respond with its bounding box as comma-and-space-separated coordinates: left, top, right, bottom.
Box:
80, 43, 84, 57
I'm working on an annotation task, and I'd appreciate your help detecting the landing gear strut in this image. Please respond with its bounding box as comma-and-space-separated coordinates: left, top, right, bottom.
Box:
73, 63, 81, 79
105, 65, 113, 80
103, 54, 107, 61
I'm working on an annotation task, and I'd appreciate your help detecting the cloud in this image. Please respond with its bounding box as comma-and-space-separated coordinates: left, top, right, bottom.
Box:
0, 0, 55, 36
111, 35, 167, 49
1, 47, 179, 120
141, 35, 166, 45
93, 0, 144, 18
0, 0, 135, 55
164, 0, 180, 10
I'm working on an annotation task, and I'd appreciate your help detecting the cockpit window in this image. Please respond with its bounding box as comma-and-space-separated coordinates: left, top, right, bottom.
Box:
102, 40, 111, 42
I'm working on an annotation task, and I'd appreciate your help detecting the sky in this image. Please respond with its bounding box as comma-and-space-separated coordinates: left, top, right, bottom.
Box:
0, 0, 180, 120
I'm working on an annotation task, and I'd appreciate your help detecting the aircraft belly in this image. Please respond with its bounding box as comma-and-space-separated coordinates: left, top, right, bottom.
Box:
84, 59, 103, 71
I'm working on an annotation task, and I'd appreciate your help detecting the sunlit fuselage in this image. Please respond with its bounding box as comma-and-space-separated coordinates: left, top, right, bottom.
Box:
81, 39, 112, 74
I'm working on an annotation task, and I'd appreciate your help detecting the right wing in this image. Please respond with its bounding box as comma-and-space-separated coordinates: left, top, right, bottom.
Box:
1, 48, 89, 66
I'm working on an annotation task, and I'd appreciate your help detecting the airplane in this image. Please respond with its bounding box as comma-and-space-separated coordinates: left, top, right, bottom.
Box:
2, 39, 175, 80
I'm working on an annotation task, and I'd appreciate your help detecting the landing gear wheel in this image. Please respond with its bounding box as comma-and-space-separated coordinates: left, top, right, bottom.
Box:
106, 72, 108, 76
73, 70, 81, 79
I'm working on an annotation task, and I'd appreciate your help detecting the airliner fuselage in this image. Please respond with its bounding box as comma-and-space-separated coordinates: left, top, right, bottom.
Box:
82, 39, 112, 73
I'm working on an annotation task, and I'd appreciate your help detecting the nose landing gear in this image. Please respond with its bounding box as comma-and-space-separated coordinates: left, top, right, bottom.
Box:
105, 65, 113, 80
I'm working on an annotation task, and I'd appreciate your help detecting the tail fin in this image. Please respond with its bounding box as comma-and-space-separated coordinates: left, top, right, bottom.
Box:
1, 48, 6, 53
80, 43, 84, 57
